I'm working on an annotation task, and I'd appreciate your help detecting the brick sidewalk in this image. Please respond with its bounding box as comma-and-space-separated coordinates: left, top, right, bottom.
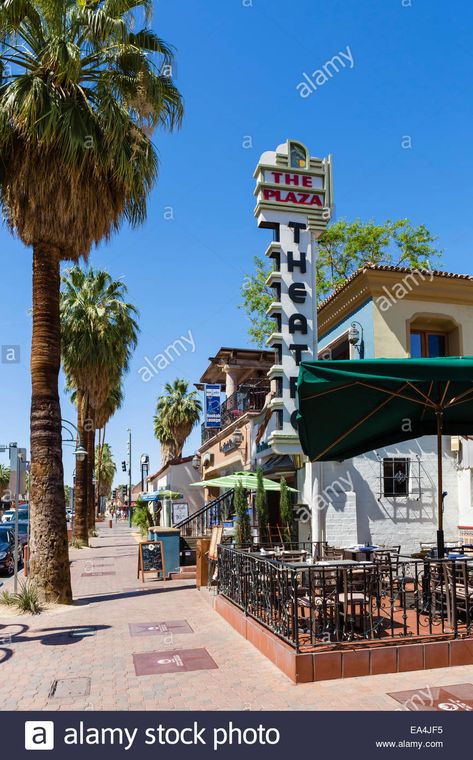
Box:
1, 524, 472, 711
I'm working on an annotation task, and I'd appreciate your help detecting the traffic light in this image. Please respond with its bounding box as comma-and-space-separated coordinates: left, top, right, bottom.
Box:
123, 485, 128, 497
112, 489, 117, 499
121, 461, 127, 472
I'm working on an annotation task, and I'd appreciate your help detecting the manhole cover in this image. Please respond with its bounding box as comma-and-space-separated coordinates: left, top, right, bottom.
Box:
49, 677, 91, 699
129, 620, 193, 637
133, 648, 218, 676
389, 683, 473, 711
69, 626, 97, 638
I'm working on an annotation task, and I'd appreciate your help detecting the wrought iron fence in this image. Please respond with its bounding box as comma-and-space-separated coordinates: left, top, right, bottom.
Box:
217, 546, 473, 652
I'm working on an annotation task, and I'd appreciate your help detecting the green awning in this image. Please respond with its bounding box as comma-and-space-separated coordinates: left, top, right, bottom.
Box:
190, 471, 298, 492
297, 356, 473, 462
297, 356, 473, 556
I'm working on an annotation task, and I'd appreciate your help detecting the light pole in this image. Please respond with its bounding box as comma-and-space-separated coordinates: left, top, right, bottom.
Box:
127, 429, 132, 527
1, 442, 26, 593
140, 454, 149, 492
61, 418, 87, 537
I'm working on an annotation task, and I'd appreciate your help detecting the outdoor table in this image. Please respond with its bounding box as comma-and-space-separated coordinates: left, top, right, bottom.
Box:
343, 545, 380, 561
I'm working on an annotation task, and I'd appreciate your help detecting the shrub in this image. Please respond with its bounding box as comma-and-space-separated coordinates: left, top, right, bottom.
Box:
234, 480, 251, 546
1, 582, 41, 614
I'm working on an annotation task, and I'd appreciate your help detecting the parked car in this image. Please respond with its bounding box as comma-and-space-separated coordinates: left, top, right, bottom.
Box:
1, 509, 29, 524
0, 526, 23, 575
16, 521, 29, 546
1, 510, 15, 524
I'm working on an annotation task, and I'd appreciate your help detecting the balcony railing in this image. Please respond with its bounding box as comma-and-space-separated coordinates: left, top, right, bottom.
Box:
201, 381, 270, 444
218, 546, 473, 652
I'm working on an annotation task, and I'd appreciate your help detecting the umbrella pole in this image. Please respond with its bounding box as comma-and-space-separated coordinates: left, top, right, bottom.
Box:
436, 411, 445, 558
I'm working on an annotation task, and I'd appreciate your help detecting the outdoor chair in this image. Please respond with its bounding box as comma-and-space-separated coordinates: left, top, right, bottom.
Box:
444, 561, 473, 626
337, 566, 377, 639
322, 545, 344, 561
372, 550, 414, 612
298, 567, 338, 642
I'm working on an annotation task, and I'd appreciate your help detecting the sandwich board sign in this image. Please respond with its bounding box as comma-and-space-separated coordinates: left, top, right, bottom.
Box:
137, 541, 165, 583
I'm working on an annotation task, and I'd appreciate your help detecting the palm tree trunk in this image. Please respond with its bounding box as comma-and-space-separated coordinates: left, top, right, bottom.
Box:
74, 390, 89, 544
87, 424, 96, 534
29, 243, 72, 604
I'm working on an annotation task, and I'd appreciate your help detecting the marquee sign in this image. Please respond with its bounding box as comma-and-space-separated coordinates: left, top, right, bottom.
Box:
254, 140, 333, 455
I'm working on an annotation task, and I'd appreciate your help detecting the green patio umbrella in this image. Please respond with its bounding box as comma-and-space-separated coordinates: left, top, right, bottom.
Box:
190, 471, 298, 492
297, 356, 473, 557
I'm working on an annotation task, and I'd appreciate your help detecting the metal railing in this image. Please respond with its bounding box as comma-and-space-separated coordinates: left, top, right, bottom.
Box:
174, 490, 234, 538
201, 381, 270, 444
217, 546, 473, 652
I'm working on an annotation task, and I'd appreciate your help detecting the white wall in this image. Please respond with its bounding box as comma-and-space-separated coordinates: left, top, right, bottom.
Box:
150, 461, 202, 515
302, 436, 461, 554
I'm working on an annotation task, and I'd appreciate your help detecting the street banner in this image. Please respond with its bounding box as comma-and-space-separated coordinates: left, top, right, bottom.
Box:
204, 384, 221, 429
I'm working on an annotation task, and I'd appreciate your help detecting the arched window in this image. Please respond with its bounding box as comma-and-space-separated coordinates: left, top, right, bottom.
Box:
289, 141, 308, 169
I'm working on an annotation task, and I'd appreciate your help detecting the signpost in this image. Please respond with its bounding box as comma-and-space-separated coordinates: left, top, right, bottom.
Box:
137, 540, 165, 583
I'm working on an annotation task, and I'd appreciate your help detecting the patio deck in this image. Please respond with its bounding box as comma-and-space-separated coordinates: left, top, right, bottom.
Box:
216, 546, 473, 681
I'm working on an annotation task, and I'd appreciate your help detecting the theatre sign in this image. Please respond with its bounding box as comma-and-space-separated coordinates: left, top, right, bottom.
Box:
254, 140, 333, 455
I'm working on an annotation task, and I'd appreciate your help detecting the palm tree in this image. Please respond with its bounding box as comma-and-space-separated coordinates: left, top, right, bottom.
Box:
61, 267, 139, 542
95, 381, 123, 514
153, 380, 202, 465
95, 443, 116, 502
0, 463, 10, 499
153, 416, 178, 466
0, 1, 182, 601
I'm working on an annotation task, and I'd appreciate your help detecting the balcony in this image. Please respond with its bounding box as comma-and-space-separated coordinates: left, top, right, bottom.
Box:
201, 380, 270, 445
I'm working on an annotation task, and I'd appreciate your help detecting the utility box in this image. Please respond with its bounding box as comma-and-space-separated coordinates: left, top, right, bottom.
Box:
148, 527, 181, 577
196, 537, 211, 589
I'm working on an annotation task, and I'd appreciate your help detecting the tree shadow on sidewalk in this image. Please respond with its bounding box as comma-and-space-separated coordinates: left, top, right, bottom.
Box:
0, 623, 110, 662
73, 584, 196, 606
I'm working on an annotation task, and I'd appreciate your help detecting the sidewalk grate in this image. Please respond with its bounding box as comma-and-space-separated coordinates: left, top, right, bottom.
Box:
49, 677, 91, 699
129, 620, 193, 637
133, 648, 218, 676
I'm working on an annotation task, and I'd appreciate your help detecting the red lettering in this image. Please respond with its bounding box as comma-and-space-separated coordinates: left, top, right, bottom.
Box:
263, 189, 280, 201
272, 172, 283, 184
302, 175, 313, 188
285, 173, 299, 186
285, 192, 298, 203
310, 194, 322, 206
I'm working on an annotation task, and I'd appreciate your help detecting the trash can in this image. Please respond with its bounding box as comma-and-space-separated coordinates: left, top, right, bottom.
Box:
147, 527, 180, 578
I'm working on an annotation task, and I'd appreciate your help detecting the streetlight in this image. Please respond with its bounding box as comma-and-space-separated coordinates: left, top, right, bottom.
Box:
61, 419, 87, 460
74, 444, 87, 462
192, 453, 201, 471
140, 454, 149, 492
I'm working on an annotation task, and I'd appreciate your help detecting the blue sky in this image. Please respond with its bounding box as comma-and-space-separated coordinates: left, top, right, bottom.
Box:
1, 0, 473, 486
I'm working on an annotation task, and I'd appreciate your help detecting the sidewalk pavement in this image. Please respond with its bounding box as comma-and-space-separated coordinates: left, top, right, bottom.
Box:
1, 524, 472, 711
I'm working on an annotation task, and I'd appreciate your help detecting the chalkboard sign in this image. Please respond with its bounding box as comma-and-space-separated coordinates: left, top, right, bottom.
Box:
137, 541, 165, 583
